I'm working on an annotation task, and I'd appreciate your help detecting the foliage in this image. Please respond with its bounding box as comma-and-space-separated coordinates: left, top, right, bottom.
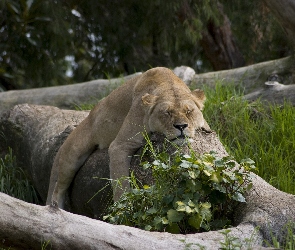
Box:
203, 82, 295, 194
0, 0, 220, 89
0, 0, 74, 89
221, 1, 291, 63
0, 1, 290, 89
0, 148, 39, 204
104, 138, 255, 234
219, 229, 243, 250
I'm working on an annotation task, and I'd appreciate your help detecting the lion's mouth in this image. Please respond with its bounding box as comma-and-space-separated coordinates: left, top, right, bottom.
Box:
176, 134, 186, 139
170, 134, 190, 142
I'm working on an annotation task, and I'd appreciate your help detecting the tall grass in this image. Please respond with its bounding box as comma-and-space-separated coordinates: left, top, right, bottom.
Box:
0, 148, 39, 203
203, 81, 295, 194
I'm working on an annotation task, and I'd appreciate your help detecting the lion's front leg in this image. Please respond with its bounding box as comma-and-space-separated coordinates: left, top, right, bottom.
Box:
108, 141, 139, 201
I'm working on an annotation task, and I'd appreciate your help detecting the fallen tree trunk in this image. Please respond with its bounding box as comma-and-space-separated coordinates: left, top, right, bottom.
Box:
1, 104, 295, 249
0, 192, 263, 250
244, 81, 295, 105
192, 56, 295, 93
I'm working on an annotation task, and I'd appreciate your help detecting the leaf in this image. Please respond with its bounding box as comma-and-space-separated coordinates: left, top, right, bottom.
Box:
163, 194, 174, 205
241, 158, 255, 165
199, 203, 212, 220
180, 161, 191, 168
103, 215, 110, 220
166, 223, 180, 234
188, 200, 195, 207
176, 201, 186, 212
232, 192, 246, 202
162, 217, 169, 224
185, 206, 193, 214
203, 170, 211, 176
176, 201, 185, 206
133, 211, 143, 218
210, 172, 222, 183
167, 209, 184, 223
153, 216, 162, 225
188, 214, 202, 230
193, 192, 201, 202
246, 182, 253, 191
146, 207, 157, 214
182, 154, 192, 159
201, 202, 211, 209
188, 170, 199, 179
145, 225, 152, 231
214, 159, 224, 167
152, 160, 160, 166
142, 162, 151, 170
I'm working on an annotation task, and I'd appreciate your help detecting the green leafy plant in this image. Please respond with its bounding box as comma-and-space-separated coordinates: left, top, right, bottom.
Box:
104, 138, 255, 234
219, 229, 243, 250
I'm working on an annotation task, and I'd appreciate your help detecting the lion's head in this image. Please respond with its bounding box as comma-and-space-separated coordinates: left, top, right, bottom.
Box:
141, 88, 209, 140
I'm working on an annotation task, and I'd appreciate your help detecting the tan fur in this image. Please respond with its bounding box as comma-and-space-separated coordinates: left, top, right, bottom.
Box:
47, 67, 210, 207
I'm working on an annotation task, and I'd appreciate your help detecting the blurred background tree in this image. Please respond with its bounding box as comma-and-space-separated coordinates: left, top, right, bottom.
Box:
0, 0, 292, 90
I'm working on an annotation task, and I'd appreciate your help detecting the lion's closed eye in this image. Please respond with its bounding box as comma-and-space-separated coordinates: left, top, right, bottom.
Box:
186, 109, 194, 115
163, 108, 172, 116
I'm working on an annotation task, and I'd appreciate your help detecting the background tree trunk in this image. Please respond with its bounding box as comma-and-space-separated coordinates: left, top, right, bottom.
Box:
262, 0, 295, 46
1, 57, 294, 117
200, 2, 245, 70
0, 73, 141, 116
192, 56, 295, 93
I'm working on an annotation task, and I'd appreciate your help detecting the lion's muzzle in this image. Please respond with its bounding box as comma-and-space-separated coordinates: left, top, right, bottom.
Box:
173, 123, 188, 138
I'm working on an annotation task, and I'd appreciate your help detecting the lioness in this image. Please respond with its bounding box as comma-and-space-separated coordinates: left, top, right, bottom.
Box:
47, 67, 210, 208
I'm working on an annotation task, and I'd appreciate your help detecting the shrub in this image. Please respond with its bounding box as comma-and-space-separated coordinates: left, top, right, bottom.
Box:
104, 138, 255, 234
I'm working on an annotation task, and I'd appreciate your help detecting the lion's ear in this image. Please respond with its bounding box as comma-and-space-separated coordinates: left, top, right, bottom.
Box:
142, 93, 158, 106
191, 89, 206, 110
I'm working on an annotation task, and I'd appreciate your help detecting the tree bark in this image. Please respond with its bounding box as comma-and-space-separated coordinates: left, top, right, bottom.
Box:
0, 192, 262, 250
200, 2, 245, 70
262, 0, 295, 46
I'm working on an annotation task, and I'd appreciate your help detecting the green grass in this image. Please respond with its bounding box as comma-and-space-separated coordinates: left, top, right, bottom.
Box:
203, 81, 295, 194
0, 148, 39, 204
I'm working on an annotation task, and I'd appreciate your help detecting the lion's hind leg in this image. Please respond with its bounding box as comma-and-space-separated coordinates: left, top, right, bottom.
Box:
50, 144, 94, 209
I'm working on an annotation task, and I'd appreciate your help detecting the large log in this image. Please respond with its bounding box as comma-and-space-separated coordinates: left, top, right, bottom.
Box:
0, 192, 263, 250
244, 81, 295, 105
1, 104, 295, 249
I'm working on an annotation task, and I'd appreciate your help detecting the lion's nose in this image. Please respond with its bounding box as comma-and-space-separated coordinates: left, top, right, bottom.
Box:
173, 124, 188, 132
